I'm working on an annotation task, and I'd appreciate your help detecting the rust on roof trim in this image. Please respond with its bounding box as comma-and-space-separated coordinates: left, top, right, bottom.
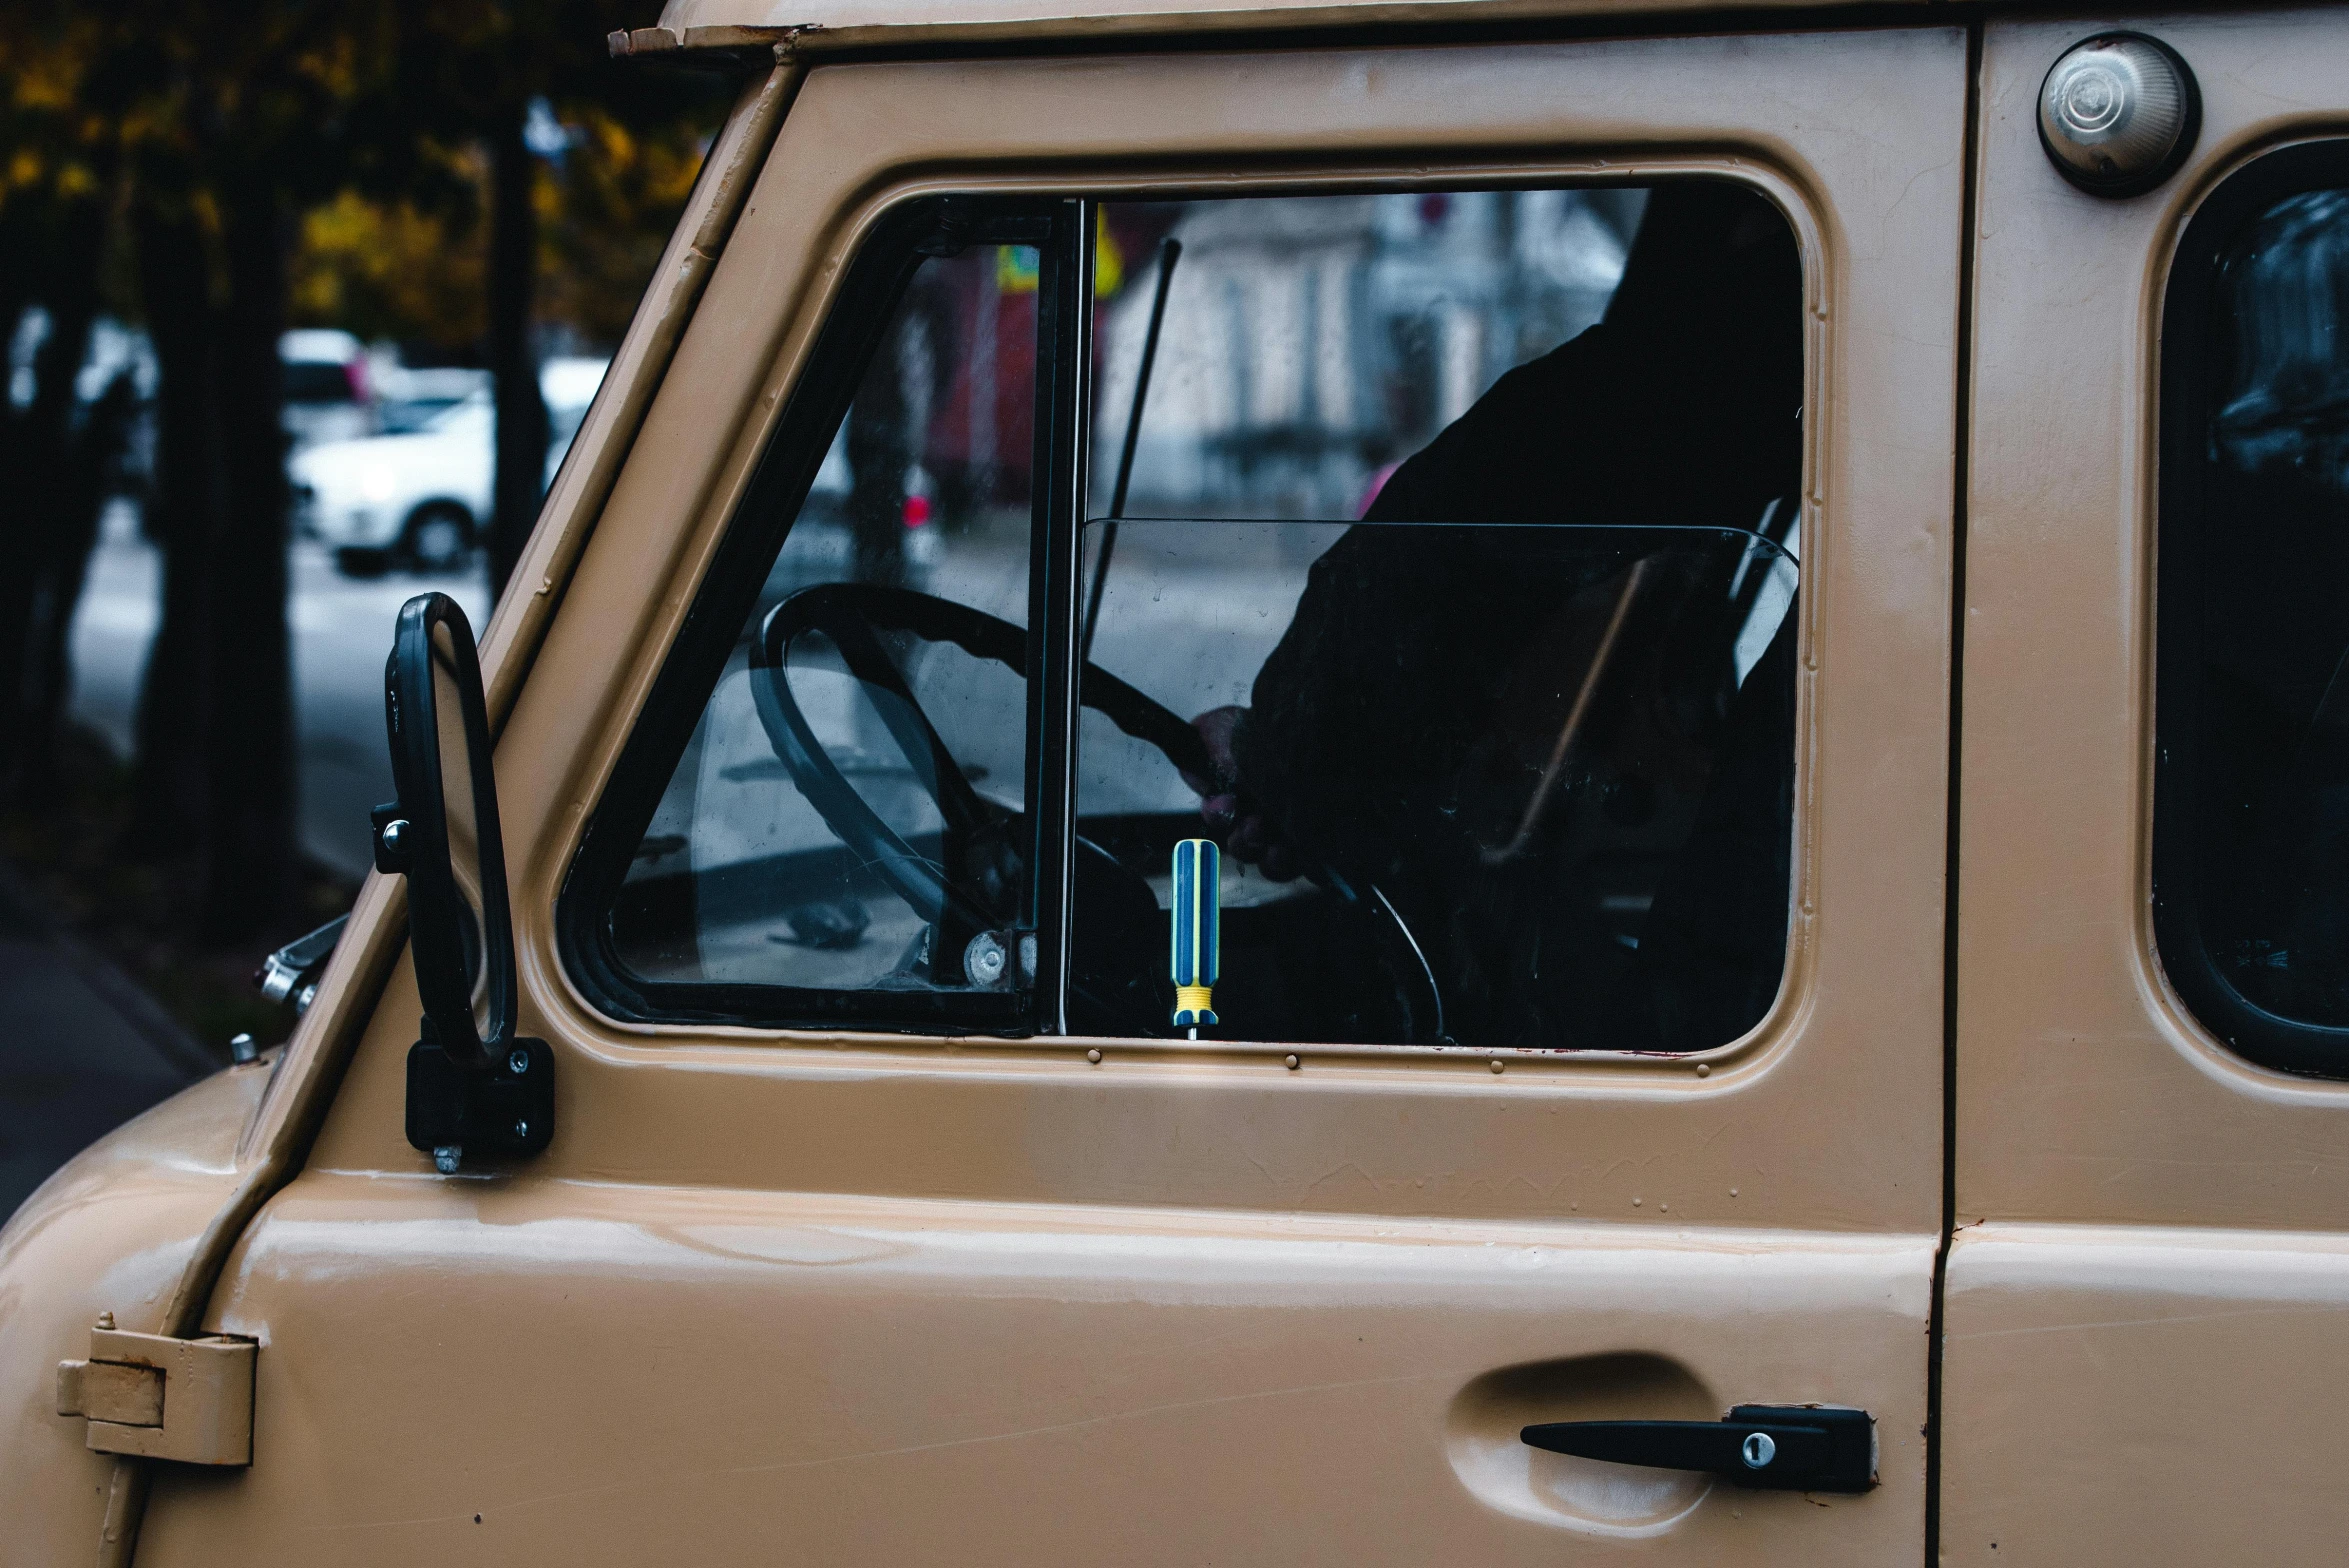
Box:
610, 24, 813, 62
619, 0, 1955, 62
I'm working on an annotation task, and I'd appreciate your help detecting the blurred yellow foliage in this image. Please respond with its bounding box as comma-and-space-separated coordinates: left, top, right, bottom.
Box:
293, 187, 487, 353
289, 101, 717, 357
540, 104, 712, 347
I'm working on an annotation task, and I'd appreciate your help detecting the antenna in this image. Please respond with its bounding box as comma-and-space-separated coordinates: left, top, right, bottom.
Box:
1080, 236, 1182, 666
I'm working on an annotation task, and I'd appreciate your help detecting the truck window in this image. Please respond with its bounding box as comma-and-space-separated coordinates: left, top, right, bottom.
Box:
567, 199, 1059, 1033
1075, 186, 1800, 1049
2157, 144, 2349, 1075
566, 182, 1804, 1049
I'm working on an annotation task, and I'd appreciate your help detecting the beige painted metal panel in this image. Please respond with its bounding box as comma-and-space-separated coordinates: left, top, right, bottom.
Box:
1955, 9, 2349, 1238
342, 30, 1959, 1234
1946, 10, 2349, 1562
147, 1177, 1932, 1563
138, 26, 1964, 1564
0, 1064, 274, 1565
1945, 1224, 2349, 1562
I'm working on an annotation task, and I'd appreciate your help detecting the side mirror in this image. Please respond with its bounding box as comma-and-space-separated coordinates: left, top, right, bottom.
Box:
372, 592, 551, 1172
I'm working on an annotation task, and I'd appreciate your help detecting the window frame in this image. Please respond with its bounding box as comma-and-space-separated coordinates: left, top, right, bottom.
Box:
2153, 139, 2349, 1079
559, 171, 1813, 1051
556, 194, 1090, 1035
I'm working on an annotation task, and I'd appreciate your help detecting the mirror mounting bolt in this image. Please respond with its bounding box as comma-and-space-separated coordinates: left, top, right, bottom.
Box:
433, 1145, 462, 1174
369, 803, 413, 875
508, 1048, 529, 1075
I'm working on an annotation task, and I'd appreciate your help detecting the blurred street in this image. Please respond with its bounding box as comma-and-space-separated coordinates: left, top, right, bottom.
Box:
5, 508, 480, 1223
0, 8, 725, 1234
0, 859, 211, 1220
69, 502, 490, 882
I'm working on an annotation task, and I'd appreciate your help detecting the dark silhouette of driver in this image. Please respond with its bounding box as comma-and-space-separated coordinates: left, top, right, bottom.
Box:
1186, 181, 1804, 1051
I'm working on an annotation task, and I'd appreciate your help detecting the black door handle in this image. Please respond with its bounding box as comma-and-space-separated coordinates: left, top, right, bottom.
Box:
1520, 1404, 1875, 1493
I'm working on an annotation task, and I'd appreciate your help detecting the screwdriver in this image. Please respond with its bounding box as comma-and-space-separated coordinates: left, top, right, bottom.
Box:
1171, 838, 1220, 1040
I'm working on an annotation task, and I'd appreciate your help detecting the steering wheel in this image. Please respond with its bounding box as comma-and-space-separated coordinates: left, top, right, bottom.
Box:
749, 583, 1211, 1017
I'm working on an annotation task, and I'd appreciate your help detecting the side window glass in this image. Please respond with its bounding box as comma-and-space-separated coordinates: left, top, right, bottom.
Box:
591, 209, 1050, 1025
2158, 149, 2349, 1073
570, 186, 1804, 1049
1071, 185, 1803, 1048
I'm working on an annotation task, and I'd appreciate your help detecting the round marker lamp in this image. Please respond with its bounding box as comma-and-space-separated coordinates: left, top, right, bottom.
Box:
2038, 33, 2199, 199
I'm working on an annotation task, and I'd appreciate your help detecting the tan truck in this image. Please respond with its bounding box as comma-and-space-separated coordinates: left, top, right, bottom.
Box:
9, 3, 2349, 1563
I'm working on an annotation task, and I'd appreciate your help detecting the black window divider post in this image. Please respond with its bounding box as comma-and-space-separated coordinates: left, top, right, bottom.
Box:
1028, 198, 1097, 1035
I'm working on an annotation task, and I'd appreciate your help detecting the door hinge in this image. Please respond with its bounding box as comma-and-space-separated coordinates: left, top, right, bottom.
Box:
56, 1317, 256, 1466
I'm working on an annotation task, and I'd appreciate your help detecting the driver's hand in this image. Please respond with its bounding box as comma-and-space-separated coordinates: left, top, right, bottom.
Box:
1181, 706, 1302, 881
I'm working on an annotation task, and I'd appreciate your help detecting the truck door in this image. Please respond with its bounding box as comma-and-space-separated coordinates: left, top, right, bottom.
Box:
1947, 12, 2349, 1563
139, 25, 1966, 1566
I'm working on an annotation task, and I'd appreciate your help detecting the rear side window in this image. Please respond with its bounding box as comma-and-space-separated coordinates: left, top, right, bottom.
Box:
2158, 144, 2349, 1075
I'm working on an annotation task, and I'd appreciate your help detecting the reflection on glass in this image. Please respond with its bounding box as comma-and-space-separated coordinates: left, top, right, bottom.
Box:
1074, 183, 1803, 1051
1090, 191, 1649, 523
2182, 186, 2349, 1025
597, 181, 1806, 1045
610, 244, 1038, 995
1075, 520, 1797, 1050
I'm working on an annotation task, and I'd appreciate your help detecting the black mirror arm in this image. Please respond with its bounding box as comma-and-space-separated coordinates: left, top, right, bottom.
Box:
385, 592, 515, 1072
381, 592, 552, 1171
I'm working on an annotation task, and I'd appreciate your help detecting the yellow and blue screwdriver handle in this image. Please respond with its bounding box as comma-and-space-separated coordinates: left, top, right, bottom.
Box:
1170, 838, 1221, 1036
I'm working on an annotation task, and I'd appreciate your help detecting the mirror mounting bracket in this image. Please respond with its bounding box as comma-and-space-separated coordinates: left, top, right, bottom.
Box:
403, 1028, 555, 1170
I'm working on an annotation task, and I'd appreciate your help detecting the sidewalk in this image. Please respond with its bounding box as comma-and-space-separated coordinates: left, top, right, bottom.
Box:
0, 863, 213, 1226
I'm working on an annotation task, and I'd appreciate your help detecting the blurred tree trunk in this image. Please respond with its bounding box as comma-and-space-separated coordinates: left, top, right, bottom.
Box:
132, 175, 304, 943
129, 202, 222, 857
485, 108, 546, 602
200, 172, 297, 939
0, 196, 105, 795
21, 372, 137, 801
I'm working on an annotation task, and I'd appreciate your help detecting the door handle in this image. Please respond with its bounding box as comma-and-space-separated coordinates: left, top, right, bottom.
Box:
1520, 1404, 1874, 1493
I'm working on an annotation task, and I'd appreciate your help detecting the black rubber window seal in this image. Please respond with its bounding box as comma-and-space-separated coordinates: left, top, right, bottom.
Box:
554, 194, 1070, 1036
2153, 139, 2349, 1079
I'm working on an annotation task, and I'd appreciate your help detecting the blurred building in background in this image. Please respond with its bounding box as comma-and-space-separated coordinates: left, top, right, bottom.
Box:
1097, 188, 1645, 520
804, 187, 1647, 557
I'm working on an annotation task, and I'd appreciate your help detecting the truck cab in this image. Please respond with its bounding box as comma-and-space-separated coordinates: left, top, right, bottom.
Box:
9, 5, 2349, 1564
